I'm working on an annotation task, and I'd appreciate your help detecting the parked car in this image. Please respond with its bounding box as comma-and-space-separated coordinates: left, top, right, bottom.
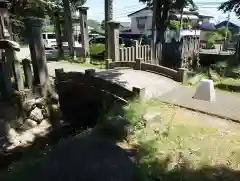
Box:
89, 36, 125, 56
42, 33, 57, 48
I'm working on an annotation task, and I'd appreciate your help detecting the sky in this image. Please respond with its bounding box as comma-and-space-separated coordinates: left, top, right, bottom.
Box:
85, 0, 240, 25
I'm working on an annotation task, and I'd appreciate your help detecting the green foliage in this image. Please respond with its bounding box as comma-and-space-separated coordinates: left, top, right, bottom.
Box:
90, 43, 105, 56
205, 28, 230, 45
219, 0, 240, 16
168, 20, 180, 31
42, 26, 55, 33
216, 27, 232, 39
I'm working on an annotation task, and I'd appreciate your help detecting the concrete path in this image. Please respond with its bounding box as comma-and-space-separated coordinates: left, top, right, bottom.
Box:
160, 86, 240, 122
47, 61, 180, 98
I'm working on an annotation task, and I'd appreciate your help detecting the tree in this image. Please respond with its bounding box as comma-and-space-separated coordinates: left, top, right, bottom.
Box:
139, 0, 196, 43
139, 0, 196, 65
219, 0, 240, 16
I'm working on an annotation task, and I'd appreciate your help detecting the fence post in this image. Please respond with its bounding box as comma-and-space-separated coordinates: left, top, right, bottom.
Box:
133, 40, 139, 60
22, 59, 33, 89
135, 58, 142, 70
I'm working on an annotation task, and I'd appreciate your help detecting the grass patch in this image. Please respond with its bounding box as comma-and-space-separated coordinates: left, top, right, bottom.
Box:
120, 100, 240, 181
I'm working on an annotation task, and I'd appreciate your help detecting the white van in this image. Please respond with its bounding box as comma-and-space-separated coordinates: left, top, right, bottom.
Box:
42, 33, 57, 48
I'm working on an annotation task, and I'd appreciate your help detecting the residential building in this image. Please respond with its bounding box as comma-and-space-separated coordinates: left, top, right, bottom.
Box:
127, 7, 214, 37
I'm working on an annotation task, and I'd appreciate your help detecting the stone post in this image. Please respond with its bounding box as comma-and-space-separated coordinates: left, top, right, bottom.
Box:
177, 68, 188, 83
0, 60, 12, 101
5, 48, 24, 91
22, 59, 33, 89
53, 11, 64, 58
78, 6, 90, 63
135, 58, 142, 70
24, 17, 49, 96
105, 58, 112, 69
108, 21, 120, 62
133, 40, 139, 60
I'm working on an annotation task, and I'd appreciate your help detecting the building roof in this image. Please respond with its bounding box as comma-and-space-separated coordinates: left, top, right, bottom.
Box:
215, 20, 240, 28
120, 22, 131, 28
198, 14, 214, 19
127, 7, 150, 17
127, 7, 201, 17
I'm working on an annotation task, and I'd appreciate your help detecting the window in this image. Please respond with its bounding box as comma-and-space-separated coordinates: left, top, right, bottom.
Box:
47, 33, 56, 39
42, 34, 46, 39
136, 16, 147, 30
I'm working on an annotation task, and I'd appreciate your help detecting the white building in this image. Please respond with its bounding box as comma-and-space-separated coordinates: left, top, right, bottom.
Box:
127, 7, 213, 37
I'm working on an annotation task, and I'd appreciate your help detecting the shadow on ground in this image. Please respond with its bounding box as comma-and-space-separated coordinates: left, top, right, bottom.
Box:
2, 125, 240, 181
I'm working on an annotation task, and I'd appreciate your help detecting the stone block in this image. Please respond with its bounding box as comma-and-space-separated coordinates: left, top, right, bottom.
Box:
193, 79, 216, 102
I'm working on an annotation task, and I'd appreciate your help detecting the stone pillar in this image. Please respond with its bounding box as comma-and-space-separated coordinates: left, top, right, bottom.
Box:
78, 6, 90, 62
133, 40, 139, 59
53, 11, 64, 58
177, 68, 188, 83
108, 21, 120, 62
0, 60, 12, 101
135, 58, 142, 70
5, 48, 24, 91
24, 17, 49, 96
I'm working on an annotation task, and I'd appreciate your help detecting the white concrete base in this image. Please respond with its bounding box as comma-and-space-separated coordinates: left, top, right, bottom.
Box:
193, 79, 216, 102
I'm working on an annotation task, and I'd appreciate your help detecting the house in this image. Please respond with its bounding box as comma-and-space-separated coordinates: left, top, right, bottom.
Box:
215, 20, 240, 35
127, 7, 213, 37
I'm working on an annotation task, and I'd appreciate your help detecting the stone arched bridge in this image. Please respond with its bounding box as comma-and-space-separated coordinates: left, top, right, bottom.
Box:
47, 61, 180, 99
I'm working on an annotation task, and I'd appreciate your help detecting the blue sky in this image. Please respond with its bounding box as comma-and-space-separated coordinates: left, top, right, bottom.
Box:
85, 0, 240, 25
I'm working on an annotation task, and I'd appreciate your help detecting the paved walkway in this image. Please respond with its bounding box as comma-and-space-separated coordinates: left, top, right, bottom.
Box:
47, 61, 240, 122
160, 86, 240, 122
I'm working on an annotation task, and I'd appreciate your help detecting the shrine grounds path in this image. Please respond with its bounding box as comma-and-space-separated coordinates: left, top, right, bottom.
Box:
47, 61, 240, 122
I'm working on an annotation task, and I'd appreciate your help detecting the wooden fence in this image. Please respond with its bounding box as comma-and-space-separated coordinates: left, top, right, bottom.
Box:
119, 43, 162, 63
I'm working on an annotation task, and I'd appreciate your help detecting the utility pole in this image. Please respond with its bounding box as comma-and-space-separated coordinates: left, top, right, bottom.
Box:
104, 0, 113, 59
224, 11, 230, 51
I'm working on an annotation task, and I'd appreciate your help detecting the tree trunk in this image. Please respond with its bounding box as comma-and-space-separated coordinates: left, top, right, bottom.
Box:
54, 11, 64, 58
151, 0, 157, 64
178, 7, 184, 41
104, 0, 113, 59
62, 0, 75, 59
